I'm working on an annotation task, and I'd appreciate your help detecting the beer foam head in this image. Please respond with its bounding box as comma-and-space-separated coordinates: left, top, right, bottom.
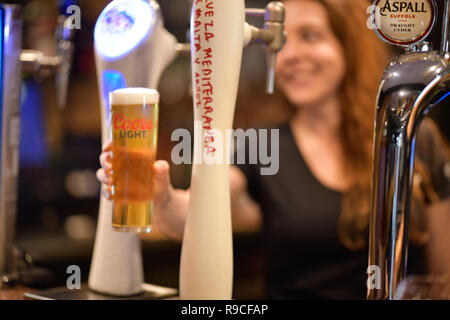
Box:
110, 88, 159, 105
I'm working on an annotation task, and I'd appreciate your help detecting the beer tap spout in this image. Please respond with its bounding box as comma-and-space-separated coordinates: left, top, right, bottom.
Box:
244, 2, 286, 94
368, 0, 450, 300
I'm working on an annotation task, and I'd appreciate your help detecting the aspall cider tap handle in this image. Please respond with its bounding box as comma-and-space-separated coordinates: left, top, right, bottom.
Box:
367, 0, 450, 299
179, 0, 245, 299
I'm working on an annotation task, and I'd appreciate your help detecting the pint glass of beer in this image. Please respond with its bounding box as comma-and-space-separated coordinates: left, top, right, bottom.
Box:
109, 88, 159, 233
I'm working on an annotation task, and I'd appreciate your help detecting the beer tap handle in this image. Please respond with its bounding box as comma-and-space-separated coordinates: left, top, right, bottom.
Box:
245, 1, 286, 94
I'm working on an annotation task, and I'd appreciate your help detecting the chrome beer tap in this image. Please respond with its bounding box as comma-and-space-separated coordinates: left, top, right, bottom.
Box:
368, 0, 449, 300
0, 4, 23, 288
245, 2, 286, 94
0, 3, 75, 288
20, 13, 75, 109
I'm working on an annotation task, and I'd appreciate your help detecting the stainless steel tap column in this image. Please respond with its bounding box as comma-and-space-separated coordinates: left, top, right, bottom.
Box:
368, 0, 449, 300
0, 4, 22, 284
0, 4, 74, 287
245, 2, 286, 94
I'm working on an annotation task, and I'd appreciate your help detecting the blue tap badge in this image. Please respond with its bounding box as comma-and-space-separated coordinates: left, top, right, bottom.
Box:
0, 6, 4, 174
102, 69, 127, 121
94, 0, 155, 60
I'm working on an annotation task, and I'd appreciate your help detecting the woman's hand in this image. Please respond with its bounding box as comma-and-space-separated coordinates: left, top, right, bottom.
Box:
96, 140, 184, 239
96, 141, 262, 240
97, 140, 172, 206
96, 140, 113, 199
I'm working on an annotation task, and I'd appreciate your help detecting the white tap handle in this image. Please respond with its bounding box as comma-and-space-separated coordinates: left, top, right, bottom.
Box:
147, 22, 179, 89
88, 196, 144, 296
179, 0, 245, 299
90, 0, 178, 296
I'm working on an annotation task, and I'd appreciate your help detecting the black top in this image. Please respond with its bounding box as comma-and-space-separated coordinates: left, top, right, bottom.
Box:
235, 120, 450, 300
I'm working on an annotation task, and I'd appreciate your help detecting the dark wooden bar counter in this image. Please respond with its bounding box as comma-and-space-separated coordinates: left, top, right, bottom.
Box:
0, 286, 33, 300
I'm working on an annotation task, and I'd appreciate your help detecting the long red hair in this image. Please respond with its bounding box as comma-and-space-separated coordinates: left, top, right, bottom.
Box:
282, 0, 444, 250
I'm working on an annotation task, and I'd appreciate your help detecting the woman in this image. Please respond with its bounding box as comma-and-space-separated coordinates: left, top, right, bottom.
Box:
97, 0, 450, 299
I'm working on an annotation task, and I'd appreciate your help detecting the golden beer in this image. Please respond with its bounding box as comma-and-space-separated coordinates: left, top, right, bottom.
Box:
109, 88, 159, 233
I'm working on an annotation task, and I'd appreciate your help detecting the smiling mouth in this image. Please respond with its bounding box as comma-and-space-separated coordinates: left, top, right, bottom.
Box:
284, 73, 317, 86
284, 68, 318, 79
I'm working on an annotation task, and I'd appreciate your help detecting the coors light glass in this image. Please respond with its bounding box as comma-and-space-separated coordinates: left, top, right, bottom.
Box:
109, 88, 159, 233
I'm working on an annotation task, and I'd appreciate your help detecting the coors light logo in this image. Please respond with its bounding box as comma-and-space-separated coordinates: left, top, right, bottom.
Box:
113, 112, 153, 139
372, 0, 436, 46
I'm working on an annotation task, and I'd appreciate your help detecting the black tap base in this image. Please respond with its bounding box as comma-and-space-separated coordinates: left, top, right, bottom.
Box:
24, 282, 178, 300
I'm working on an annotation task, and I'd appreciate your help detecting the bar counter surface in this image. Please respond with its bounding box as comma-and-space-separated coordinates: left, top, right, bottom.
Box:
0, 286, 32, 300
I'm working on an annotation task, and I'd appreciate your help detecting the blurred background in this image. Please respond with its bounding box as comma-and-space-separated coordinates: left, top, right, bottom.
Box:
3, 0, 449, 299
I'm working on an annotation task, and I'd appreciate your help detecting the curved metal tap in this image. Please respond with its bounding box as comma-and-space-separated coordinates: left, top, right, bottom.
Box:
368, 49, 449, 300
245, 2, 286, 94
368, 0, 450, 299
